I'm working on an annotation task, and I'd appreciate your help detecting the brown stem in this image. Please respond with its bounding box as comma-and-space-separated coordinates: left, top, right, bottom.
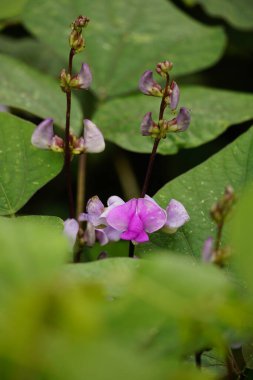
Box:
64, 48, 75, 218
76, 153, 87, 218
215, 221, 224, 251
128, 73, 170, 257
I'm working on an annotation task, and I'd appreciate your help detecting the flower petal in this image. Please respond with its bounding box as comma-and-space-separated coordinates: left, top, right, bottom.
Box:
176, 107, 191, 132
137, 198, 167, 233
139, 70, 162, 96
170, 81, 180, 110
141, 112, 153, 136
165, 199, 190, 229
78, 63, 92, 89
106, 198, 137, 232
31, 118, 54, 149
63, 218, 79, 247
202, 237, 214, 263
83, 119, 105, 153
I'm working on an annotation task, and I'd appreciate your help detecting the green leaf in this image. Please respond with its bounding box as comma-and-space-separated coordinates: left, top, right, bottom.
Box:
0, 0, 28, 19
183, 0, 253, 30
137, 127, 253, 257
65, 257, 140, 297
0, 215, 67, 293
0, 113, 63, 215
22, 0, 226, 97
0, 54, 82, 133
94, 86, 253, 154
231, 185, 253, 294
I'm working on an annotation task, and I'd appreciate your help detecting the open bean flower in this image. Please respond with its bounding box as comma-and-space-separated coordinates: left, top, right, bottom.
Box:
31, 118, 105, 154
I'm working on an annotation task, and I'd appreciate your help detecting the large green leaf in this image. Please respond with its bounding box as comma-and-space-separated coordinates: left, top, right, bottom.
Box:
137, 126, 253, 257
94, 86, 253, 154
22, 0, 226, 97
0, 0, 28, 19
0, 54, 82, 133
0, 113, 63, 215
183, 0, 253, 30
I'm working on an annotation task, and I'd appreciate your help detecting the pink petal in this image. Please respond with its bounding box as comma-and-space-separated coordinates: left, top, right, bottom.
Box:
83, 119, 105, 153
31, 118, 54, 149
165, 199, 190, 229
137, 198, 167, 233
106, 198, 137, 232
202, 237, 214, 262
140, 112, 153, 136
176, 107, 191, 132
170, 81, 180, 110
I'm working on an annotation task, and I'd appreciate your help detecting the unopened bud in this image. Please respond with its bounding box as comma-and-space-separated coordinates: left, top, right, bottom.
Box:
59, 68, 71, 92
73, 15, 90, 30
69, 30, 85, 52
156, 61, 173, 77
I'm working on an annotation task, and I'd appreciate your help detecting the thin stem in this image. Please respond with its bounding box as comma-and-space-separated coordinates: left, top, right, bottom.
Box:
64, 48, 75, 218
128, 73, 170, 257
215, 221, 223, 251
76, 153, 87, 218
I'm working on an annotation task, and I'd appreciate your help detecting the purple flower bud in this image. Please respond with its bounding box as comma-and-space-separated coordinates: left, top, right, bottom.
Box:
141, 112, 156, 136
139, 70, 163, 97
176, 107, 191, 132
106, 198, 167, 244
63, 218, 79, 247
164, 199, 190, 233
83, 119, 105, 153
170, 81, 180, 110
79, 195, 105, 226
76, 63, 92, 89
31, 118, 54, 149
202, 237, 214, 263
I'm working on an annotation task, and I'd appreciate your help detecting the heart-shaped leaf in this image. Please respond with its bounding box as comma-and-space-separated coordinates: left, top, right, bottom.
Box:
137, 126, 253, 257
22, 0, 226, 97
0, 113, 63, 215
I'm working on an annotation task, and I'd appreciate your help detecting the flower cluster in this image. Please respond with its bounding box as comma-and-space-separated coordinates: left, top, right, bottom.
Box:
139, 61, 191, 138
31, 118, 105, 154
64, 194, 189, 247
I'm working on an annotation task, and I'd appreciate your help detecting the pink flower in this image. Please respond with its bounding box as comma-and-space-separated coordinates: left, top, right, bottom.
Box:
106, 197, 167, 243
202, 237, 214, 262
76, 63, 92, 89
169, 81, 180, 110
163, 199, 190, 233
63, 218, 79, 247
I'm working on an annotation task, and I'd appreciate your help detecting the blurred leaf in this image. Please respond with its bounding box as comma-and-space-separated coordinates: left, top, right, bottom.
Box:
243, 342, 253, 369
0, 54, 82, 133
137, 127, 253, 257
22, 0, 226, 97
231, 184, 253, 294
65, 257, 140, 297
183, 0, 253, 30
0, 113, 63, 215
0, 0, 28, 19
94, 86, 253, 154
0, 215, 67, 295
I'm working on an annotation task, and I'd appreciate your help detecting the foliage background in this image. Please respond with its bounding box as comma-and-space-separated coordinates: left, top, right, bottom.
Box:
0, 0, 253, 378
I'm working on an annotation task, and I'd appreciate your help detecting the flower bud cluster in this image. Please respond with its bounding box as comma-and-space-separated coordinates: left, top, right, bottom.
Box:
31, 118, 105, 155
60, 63, 92, 93
210, 185, 235, 224
69, 15, 89, 53
202, 237, 231, 267
64, 195, 189, 248
139, 61, 191, 138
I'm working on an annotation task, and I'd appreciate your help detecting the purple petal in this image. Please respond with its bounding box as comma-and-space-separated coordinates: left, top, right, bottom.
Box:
106, 199, 137, 232
176, 107, 191, 132
63, 218, 79, 247
31, 118, 54, 149
137, 198, 167, 233
141, 112, 153, 136
170, 81, 180, 110
96, 229, 109, 246
202, 237, 214, 263
165, 199, 190, 230
86, 196, 105, 226
139, 70, 162, 96
78, 63, 92, 89
83, 119, 105, 153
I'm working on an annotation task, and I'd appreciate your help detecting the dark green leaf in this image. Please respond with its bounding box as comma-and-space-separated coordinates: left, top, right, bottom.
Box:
0, 113, 63, 215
